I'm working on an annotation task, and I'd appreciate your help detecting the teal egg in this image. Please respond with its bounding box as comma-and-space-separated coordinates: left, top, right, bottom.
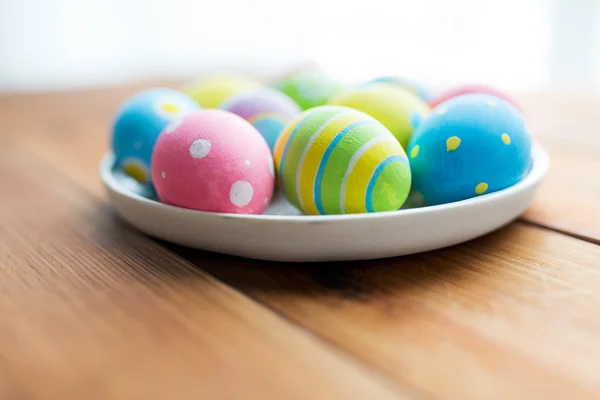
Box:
111, 88, 200, 185
250, 115, 289, 152
407, 93, 532, 206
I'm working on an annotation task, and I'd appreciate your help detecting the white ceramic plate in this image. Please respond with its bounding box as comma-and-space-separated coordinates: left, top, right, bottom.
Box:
100, 143, 550, 262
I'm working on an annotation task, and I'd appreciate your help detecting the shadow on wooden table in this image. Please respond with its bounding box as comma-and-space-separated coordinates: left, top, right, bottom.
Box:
147, 221, 514, 302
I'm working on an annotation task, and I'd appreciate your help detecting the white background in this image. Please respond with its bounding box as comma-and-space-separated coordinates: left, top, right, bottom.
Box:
0, 0, 598, 93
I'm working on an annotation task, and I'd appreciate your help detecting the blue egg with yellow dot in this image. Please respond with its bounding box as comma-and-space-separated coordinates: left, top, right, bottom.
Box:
111, 88, 201, 185
407, 93, 532, 206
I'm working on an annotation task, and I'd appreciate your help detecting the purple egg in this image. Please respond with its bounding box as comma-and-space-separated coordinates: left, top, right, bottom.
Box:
221, 88, 301, 151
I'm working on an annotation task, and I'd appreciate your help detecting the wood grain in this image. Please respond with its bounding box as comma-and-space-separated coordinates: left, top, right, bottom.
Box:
520, 91, 600, 242
2, 85, 600, 399
173, 223, 600, 400
0, 139, 409, 399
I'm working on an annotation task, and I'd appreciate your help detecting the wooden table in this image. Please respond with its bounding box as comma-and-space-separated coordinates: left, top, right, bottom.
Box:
1, 84, 599, 400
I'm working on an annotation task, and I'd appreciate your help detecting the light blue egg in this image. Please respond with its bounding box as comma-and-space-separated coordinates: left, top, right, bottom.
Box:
251, 115, 288, 152
407, 93, 532, 206
111, 88, 201, 185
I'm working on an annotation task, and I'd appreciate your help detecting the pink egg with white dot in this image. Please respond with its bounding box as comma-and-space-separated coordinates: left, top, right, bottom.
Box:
151, 109, 275, 214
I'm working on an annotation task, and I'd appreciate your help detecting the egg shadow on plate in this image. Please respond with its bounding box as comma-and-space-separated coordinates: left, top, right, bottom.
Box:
155, 223, 516, 303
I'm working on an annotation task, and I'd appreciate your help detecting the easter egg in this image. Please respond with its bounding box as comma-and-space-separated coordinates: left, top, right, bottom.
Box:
272, 69, 341, 111
111, 88, 201, 185
407, 93, 532, 206
328, 83, 430, 150
428, 84, 520, 110
273, 105, 411, 215
151, 109, 274, 214
366, 76, 433, 102
221, 88, 301, 152
182, 74, 261, 109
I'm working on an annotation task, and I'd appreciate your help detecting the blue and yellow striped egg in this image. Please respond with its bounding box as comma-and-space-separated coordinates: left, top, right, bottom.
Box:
273, 105, 412, 215
111, 88, 200, 185
407, 93, 532, 206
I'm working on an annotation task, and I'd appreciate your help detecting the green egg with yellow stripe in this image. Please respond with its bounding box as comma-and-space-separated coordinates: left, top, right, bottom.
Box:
273, 105, 411, 215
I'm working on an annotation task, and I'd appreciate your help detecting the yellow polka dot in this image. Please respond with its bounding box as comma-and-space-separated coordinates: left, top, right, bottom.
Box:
501, 133, 511, 145
486, 100, 498, 107
410, 145, 420, 158
446, 136, 461, 152
475, 182, 488, 195
436, 107, 448, 115
123, 160, 149, 183
161, 102, 180, 115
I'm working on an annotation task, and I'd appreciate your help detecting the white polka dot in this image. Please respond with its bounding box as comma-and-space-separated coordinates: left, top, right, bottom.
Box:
161, 171, 166, 179
436, 107, 448, 115
264, 197, 268, 204
486, 100, 498, 107
230, 181, 254, 207
164, 118, 183, 134
268, 154, 275, 177
245, 159, 251, 165
189, 139, 211, 159
133, 141, 142, 150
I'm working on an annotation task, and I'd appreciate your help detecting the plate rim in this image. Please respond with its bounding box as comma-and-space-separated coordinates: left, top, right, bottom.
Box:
100, 141, 550, 223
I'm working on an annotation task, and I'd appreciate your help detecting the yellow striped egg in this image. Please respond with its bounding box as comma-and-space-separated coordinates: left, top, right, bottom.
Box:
273, 105, 411, 215
329, 83, 430, 150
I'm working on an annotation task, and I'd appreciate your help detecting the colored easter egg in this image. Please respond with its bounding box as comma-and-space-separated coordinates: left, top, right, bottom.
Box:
328, 83, 430, 150
273, 105, 411, 215
407, 93, 532, 206
151, 109, 274, 214
111, 88, 201, 185
221, 88, 301, 152
428, 84, 520, 110
366, 76, 433, 102
182, 74, 261, 109
273, 69, 341, 111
